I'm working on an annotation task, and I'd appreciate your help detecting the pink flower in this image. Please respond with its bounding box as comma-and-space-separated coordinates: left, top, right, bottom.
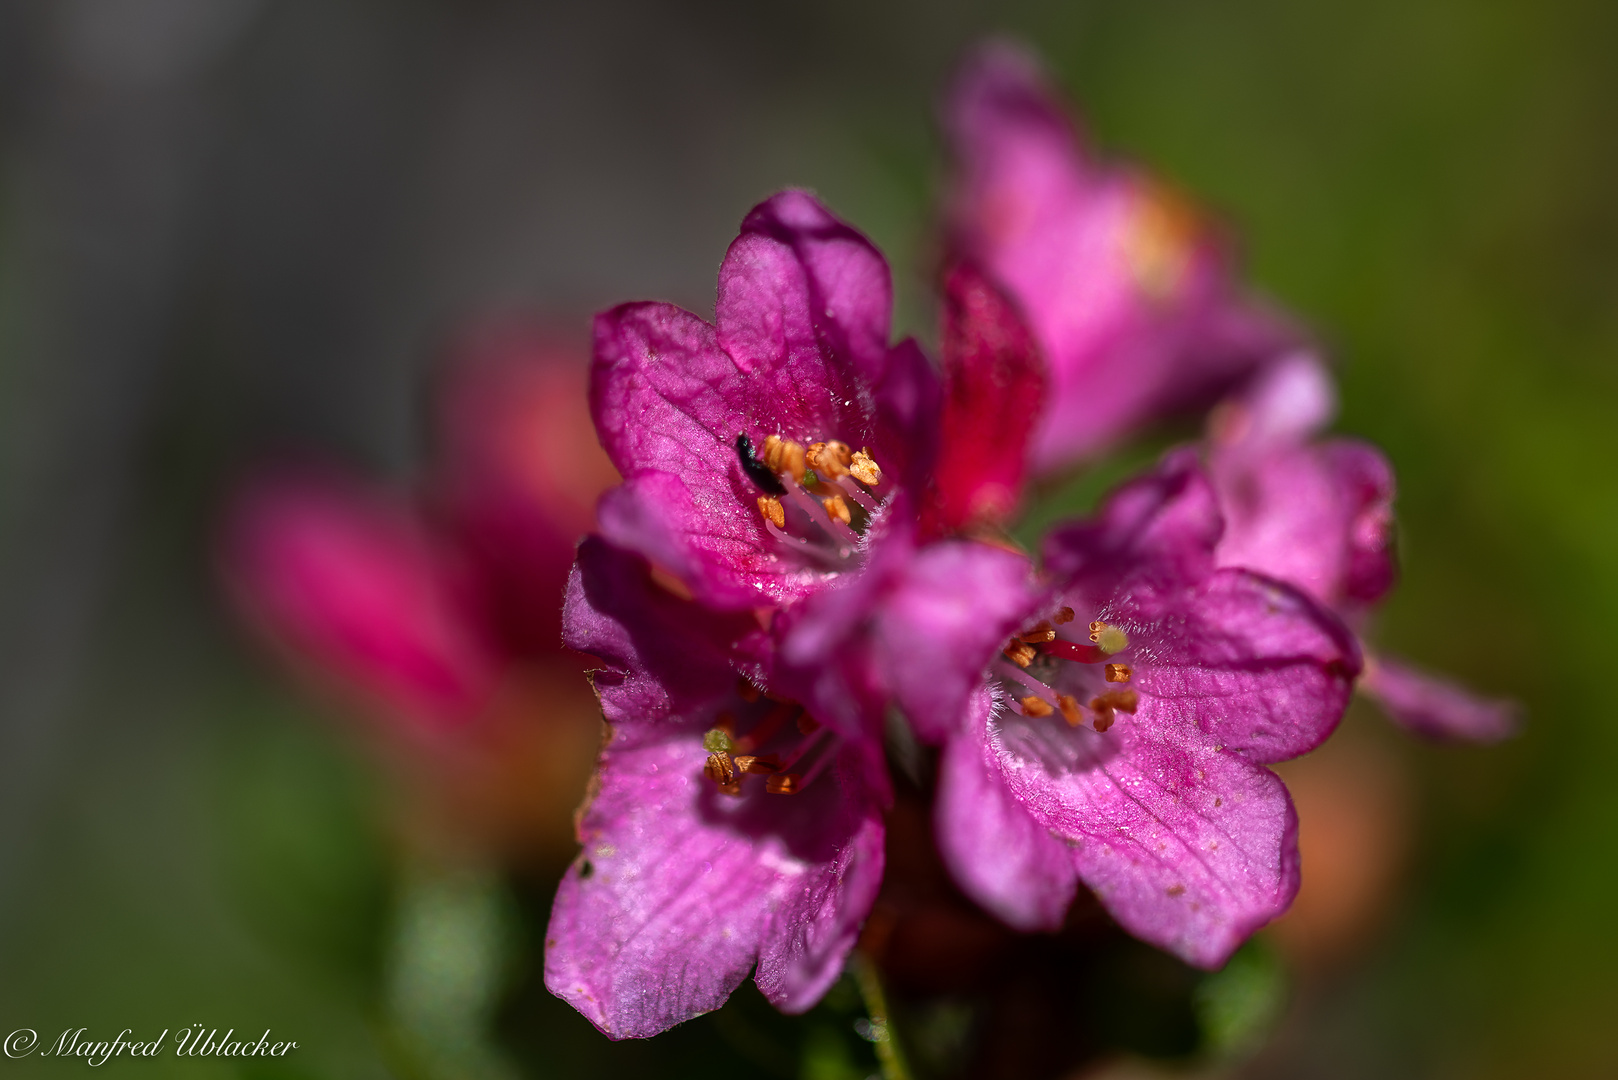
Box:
942, 41, 1300, 470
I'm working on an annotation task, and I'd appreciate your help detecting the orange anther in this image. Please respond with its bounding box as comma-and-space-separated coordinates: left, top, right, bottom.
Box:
1105, 664, 1133, 683
1020, 696, 1054, 718
758, 494, 786, 529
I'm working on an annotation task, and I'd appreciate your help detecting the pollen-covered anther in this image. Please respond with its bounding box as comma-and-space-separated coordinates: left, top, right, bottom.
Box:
766, 773, 803, 795
761, 435, 807, 482
805, 440, 853, 480
1020, 695, 1054, 718
704, 752, 736, 787
1092, 689, 1139, 714
1105, 663, 1133, 683
1003, 639, 1037, 668
734, 754, 782, 775
1018, 620, 1056, 644
1057, 694, 1082, 726
822, 494, 852, 525
1088, 621, 1130, 655
849, 449, 882, 486
1053, 606, 1076, 625
757, 494, 786, 529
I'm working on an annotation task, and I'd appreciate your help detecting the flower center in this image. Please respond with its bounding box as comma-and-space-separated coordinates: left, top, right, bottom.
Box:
700, 679, 837, 796
997, 608, 1138, 732
737, 433, 887, 568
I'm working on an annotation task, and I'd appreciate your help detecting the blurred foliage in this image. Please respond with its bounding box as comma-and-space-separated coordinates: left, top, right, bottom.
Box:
1, 0, 1614, 1077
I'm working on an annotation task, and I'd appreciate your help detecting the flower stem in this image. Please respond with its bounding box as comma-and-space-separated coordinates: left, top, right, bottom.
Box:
852, 951, 910, 1080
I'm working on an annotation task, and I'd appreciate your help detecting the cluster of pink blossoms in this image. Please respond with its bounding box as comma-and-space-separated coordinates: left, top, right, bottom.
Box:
221, 42, 1515, 1044
547, 43, 1514, 1039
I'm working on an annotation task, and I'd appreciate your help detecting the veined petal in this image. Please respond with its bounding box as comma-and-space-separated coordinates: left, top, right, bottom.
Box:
995, 701, 1301, 970
545, 726, 885, 1038
1116, 569, 1360, 764
717, 190, 893, 448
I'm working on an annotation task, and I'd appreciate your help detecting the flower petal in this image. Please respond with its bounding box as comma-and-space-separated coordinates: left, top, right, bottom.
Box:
926, 261, 1046, 533
1361, 653, 1520, 743
563, 536, 763, 726
995, 702, 1301, 969
944, 42, 1299, 467
1114, 569, 1360, 764
935, 686, 1078, 931
544, 726, 885, 1038
718, 191, 893, 430
875, 540, 1046, 743
1042, 448, 1223, 589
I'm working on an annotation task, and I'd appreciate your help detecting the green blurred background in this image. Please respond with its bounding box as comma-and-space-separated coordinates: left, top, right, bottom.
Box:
0, 0, 1612, 1076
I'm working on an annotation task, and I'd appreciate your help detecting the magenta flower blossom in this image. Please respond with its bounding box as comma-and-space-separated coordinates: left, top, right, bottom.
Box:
1208, 354, 1517, 741
590, 190, 937, 612
943, 41, 1300, 470
549, 191, 933, 1037
883, 453, 1359, 968
551, 538, 887, 1038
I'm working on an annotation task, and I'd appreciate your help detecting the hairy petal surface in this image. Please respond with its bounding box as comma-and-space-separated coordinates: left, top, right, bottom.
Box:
1362, 654, 1520, 743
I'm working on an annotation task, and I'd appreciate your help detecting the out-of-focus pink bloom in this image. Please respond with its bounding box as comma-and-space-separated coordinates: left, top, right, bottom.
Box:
943, 41, 1300, 470
224, 470, 499, 738
222, 325, 618, 851
1208, 354, 1518, 742
435, 321, 619, 655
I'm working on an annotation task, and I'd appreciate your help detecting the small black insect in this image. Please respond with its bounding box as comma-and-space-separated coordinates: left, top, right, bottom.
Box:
736, 433, 785, 495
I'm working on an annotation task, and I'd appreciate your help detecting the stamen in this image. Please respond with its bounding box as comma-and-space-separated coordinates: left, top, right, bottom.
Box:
1091, 709, 1115, 734
1105, 664, 1133, 683
997, 659, 1058, 703
762, 435, 807, 482
766, 773, 802, 794
1088, 622, 1130, 654
1057, 694, 1082, 726
822, 494, 852, 525
1018, 620, 1056, 643
1020, 695, 1054, 718
849, 449, 882, 486
758, 494, 786, 529
1093, 689, 1139, 714
734, 753, 782, 775
1003, 639, 1037, 667
806, 440, 853, 479
785, 480, 859, 549
704, 752, 736, 786
834, 477, 879, 513
1053, 607, 1076, 625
